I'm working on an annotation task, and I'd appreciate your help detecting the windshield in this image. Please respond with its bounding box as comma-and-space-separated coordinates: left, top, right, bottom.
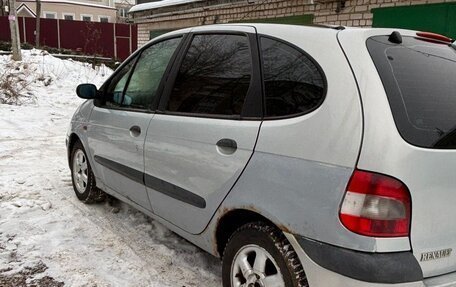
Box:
367, 35, 456, 148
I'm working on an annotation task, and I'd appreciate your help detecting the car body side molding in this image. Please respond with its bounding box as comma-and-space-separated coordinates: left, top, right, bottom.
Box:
94, 155, 206, 208
144, 174, 206, 209
94, 155, 144, 184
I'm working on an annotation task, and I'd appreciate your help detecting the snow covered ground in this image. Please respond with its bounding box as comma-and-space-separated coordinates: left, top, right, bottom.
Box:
0, 50, 222, 286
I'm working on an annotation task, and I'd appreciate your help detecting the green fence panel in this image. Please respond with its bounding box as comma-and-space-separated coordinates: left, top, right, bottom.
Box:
149, 29, 175, 40
372, 3, 456, 39
448, 5, 456, 39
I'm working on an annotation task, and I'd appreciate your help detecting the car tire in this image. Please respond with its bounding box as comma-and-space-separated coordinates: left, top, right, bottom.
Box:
70, 141, 106, 203
222, 222, 308, 287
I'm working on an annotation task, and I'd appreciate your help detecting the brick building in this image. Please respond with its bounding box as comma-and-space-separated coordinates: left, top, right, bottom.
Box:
130, 0, 454, 47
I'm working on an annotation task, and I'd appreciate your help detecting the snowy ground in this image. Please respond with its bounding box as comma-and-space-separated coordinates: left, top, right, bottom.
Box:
0, 50, 222, 286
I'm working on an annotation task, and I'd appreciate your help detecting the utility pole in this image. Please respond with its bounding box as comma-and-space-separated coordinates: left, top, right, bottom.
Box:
35, 0, 41, 48
8, 0, 22, 61
1, 0, 5, 16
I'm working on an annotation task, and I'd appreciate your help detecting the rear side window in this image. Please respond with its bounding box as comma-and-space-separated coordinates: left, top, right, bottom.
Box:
166, 34, 252, 116
260, 37, 325, 117
367, 36, 456, 148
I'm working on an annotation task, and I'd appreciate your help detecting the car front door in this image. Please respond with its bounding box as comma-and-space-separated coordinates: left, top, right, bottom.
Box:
87, 36, 183, 210
144, 27, 262, 234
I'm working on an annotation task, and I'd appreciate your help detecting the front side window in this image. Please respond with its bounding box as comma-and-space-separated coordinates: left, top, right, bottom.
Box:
104, 57, 136, 108
260, 37, 325, 117
103, 37, 182, 110
166, 34, 252, 116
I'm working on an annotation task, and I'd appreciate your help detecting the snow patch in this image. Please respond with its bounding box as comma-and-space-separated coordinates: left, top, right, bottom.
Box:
0, 50, 222, 286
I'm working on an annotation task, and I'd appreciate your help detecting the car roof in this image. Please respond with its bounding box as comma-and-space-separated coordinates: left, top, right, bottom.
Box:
151, 23, 342, 43
149, 24, 422, 47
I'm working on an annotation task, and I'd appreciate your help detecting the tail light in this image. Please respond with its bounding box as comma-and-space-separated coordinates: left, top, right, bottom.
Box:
339, 170, 411, 237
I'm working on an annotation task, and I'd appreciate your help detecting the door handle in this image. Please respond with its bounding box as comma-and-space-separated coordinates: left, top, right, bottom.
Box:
216, 138, 237, 155
129, 125, 141, 137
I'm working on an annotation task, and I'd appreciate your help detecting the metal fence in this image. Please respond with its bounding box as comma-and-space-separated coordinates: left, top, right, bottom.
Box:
0, 16, 138, 60
372, 3, 456, 39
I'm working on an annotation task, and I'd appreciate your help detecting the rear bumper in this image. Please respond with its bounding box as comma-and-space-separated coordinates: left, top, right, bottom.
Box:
424, 272, 456, 287
285, 234, 455, 287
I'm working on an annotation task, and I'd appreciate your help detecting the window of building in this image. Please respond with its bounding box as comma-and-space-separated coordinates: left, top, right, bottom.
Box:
260, 37, 325, 117
44, 12, 57, 19
63, 13, 75, 20
104, 37, 182, 110
118, 8, 126, 18
81, 14, 92, 22
99, 16, 109, 23
166, 34, 252, 116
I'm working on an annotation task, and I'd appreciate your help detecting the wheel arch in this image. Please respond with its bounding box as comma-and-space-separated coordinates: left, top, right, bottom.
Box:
68, 133, 82, 167
215, 208, 286, 258
68, 133, 82, 163
67, 132, 98, 179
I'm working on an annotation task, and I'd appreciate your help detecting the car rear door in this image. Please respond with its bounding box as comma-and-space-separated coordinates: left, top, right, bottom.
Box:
144, 26, 262, 234
87, 36, 183, 210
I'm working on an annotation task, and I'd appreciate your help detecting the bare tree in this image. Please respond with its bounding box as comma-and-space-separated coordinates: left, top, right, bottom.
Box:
7, 0, 21, 61
35, 0, 41, 48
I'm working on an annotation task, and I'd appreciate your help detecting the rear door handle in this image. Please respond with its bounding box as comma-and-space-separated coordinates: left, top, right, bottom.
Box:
216, 138, 237, 155
129, 125, 141, 137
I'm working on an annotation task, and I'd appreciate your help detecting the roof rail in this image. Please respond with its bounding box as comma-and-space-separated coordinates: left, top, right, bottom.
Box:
310, 24, 346, 30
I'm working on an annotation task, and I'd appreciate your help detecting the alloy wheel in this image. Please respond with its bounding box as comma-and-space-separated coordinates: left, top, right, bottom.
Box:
72, 149, 88, 194
231, 244, 285, 287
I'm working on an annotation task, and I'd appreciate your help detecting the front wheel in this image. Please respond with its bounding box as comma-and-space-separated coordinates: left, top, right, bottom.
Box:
70, 141, 105, 203
222, 222, 308, 287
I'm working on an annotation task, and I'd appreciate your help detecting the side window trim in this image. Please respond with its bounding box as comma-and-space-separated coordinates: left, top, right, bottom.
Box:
157, 32, 193, 113
96, 35, 186, 113
157, 31, 263, 120
243, 31, 263, 119
119, 49, 143, 108
258, 34, 328, 120
148, 34, 188, 111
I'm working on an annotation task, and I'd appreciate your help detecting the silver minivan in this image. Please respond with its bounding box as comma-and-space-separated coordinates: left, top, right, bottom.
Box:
67, 24, 456, 286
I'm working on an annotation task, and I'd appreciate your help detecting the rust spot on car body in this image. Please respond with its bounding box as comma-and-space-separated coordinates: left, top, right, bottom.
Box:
212, 207, 231, 256
245, 204, 260, 213
212, 206, 297, 256
277, 223, 292, 234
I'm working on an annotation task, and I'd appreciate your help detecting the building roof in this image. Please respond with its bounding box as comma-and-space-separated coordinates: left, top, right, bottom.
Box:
19, 0, 117, 10
114, 0, 135, 4
129, 0, 203, 13
17, 3, 37, 17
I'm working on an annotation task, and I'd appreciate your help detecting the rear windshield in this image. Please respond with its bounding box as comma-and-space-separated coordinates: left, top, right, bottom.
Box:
367, 35, 456, 148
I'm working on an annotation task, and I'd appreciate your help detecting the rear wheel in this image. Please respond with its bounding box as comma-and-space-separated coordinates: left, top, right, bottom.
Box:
70, 141, 105, 203
222, 222, 308, 287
